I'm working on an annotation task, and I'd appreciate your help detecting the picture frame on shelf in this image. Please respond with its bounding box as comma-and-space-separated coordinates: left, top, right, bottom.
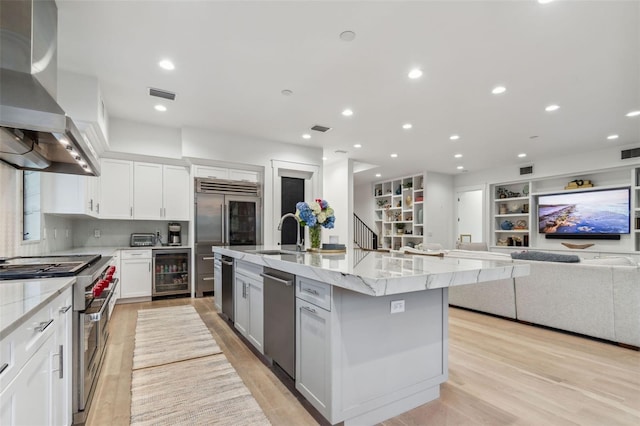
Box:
459, 234, 472, 243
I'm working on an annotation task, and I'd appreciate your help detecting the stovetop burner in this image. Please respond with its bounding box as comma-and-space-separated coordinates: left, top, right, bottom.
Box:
0, 254, 102, 280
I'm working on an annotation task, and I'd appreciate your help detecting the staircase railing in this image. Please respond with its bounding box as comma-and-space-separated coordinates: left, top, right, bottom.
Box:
353, 213, 378, 250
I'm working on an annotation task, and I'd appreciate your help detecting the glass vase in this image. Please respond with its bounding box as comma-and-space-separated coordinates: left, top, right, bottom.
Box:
309, 225, 322, 249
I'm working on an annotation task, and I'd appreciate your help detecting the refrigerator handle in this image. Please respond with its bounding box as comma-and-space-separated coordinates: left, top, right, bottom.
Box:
221, 204, 225, 245
225, 203, 230, 245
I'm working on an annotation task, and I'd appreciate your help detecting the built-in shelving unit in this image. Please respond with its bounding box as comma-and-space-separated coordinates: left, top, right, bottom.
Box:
373, 174, 424, 250
490, 167, 640, 253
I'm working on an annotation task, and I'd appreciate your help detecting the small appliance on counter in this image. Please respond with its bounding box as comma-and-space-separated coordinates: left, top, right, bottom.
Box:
168, 223, 182, 246
130, 233, 156, 247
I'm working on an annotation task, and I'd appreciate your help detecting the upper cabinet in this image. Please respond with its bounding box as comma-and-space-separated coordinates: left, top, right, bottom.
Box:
42, 173, 100, 217
100, 159, 134, 219
133, 162, 189, 221
57, 70, 109, 154
194, 165, 259, 183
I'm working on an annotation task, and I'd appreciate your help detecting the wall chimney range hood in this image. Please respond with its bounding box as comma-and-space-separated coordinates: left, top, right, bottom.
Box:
0, 0, 100, 176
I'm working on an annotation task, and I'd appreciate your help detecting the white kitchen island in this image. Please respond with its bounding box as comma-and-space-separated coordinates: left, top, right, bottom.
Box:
214, 246, 529, 425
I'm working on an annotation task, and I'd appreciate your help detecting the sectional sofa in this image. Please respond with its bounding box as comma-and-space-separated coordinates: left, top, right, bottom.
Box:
445, 249, 640, 348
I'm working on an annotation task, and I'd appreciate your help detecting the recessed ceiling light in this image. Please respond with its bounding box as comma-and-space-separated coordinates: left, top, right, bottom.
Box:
322, 157, 327, 161
607, 134, 619, 140
457, 166, 464, 170
454, 154, 463, 158
402, 123, 412, 129
408, 69, 423, 79
626, 110, 640, 117
302, 134, 311, 139
154, 104, 167, 112
518, 153, 527, 158
158, 59, 175, 70
538, 0, 555, 4
449, 135, 460, 140
492, 86, 506, 94
375, 173, 381, 178
281, 89, 293, 96
545, 104, 560, 112
342, 108, 354, 117
390, 153, 398, 158
354, 144, 362, 148
339, 30, 356, 42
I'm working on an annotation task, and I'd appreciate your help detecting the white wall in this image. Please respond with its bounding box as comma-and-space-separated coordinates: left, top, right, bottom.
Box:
424, 172, 455, 249
322, 158, 353, 247
354, 180, 375, 230
109, 118, 183, 159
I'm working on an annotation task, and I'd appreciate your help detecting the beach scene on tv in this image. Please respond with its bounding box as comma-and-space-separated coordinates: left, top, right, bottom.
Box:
538, 188, 630, 234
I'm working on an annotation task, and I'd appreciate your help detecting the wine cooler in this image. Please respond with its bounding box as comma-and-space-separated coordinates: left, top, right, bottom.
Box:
152, 248, 191, 297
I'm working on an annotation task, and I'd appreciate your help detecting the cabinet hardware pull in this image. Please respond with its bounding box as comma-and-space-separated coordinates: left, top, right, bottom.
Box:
202, 277, 214, 281
90, 199, 93, 211
260, 273, 293, 286
221, 260, 233, 266
35, 319, 54, 332
0, 363, 8, 375
304, 288, 319, 295
302, 306, 317, 314
96, 203, 100, 214
59, 345, 64, 379
130, 206, 133, 217
203, 256, 214, 260
59, 305, 72, 313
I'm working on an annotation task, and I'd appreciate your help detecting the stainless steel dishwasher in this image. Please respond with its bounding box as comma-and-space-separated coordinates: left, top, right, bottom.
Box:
221, 256, 234, 322
262, 267, 296, 379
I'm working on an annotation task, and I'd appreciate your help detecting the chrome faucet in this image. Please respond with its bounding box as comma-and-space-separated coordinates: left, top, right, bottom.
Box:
278, 213, 304, 251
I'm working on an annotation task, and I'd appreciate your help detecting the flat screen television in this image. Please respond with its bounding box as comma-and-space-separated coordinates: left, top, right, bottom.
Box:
538, 187, 630, 236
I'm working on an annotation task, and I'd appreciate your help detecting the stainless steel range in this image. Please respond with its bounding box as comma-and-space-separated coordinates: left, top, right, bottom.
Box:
0, 254, 118, 425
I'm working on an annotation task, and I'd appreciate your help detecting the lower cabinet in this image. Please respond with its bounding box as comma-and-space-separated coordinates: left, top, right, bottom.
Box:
0, 286, 72, 426
213, 254, 222, 312
234, 261, 264, 353
296, 297, 331, 417
120, 250, 152, 299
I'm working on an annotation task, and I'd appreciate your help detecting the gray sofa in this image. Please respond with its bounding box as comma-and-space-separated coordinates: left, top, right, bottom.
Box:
446, 250, 640, 347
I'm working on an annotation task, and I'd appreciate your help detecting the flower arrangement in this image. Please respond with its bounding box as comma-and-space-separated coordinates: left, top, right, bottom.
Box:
295, 199, 335, 248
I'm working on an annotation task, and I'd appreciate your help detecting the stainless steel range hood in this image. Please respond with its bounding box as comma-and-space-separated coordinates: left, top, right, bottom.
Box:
0, 0, 100, 176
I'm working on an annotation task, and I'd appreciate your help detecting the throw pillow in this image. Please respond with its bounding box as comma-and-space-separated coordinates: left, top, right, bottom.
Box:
510, 251, 580, 263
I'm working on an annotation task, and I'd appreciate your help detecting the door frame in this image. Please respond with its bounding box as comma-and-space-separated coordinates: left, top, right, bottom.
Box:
455, 184, 487, 244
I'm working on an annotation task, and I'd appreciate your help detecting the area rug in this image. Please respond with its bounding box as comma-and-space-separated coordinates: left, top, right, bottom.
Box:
130, 305, 271, 425
132, 305, 222, 370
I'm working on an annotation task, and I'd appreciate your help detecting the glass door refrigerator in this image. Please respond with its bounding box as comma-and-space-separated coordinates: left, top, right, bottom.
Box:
152, 248, 191, 297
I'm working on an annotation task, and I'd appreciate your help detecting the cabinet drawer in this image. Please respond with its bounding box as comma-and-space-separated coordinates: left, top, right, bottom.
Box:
121, 249, 152, 259
235, 260, 263, 281
296, 276, 331, 311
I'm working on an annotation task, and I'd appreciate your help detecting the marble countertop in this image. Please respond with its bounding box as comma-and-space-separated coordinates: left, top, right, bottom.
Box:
0, 277, 75, 339
214, 246, 530, 296
48, 245, 191, 257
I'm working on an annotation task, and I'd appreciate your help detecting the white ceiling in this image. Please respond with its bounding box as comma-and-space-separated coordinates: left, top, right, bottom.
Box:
56, 0, 640, 184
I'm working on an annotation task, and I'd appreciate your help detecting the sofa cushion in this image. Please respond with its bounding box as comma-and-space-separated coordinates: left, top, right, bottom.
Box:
510, 251, 580, 263
581, 256, 638, 266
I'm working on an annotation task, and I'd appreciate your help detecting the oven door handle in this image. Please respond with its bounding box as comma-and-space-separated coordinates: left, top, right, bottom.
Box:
88, 291, 112, 322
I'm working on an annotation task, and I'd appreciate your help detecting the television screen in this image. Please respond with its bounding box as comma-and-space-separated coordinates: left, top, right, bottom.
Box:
538, 188, 630, 235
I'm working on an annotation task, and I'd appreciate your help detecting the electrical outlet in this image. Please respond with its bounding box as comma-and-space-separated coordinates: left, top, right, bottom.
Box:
390, 299, 405, 314
94, 229, 101, 238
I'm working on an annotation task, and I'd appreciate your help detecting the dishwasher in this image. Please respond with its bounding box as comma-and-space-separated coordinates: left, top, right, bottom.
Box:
262, 267, 296, 379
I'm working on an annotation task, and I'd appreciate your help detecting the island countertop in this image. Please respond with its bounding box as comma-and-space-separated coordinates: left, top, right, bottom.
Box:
213, 246, 529, 296
0, 277, 76, 339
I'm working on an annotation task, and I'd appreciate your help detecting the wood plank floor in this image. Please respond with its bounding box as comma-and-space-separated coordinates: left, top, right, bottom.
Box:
87, 298, 640, 426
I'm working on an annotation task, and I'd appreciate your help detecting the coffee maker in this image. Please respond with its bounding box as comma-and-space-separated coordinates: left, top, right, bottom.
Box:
168, 223, 181, 246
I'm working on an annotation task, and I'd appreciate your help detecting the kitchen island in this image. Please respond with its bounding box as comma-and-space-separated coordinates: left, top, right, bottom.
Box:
213, 246, 529, 425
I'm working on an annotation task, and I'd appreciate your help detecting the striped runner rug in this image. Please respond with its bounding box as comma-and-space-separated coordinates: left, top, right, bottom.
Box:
130, 305, 271, 425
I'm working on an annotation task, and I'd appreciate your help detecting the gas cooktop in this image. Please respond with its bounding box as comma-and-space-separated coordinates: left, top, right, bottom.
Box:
0, 254, 102, 280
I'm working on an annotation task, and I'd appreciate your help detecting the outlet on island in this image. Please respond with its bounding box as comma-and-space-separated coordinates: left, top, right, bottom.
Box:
94, 229, 101, 238
390, 299, 405, 314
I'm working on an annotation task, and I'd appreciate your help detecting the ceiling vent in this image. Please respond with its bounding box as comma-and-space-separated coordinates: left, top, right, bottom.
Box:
519, 165, 534, 175
148, 87, 176, 101
621, 147, 640, 160
311, 125, 332, 133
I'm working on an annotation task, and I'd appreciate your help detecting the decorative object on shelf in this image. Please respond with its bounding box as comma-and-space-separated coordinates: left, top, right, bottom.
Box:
523, 184, 529, 196
497, 187, 508, 198
500, 220, 514, 230
403, 181, 413, 189
565, 179, 593, 190
459, 234, 472, 243
417, 208, 423, 223
406, 195, 413, 207
295, 198, 335, 249
377, 199, 389, 208
396, 223, 406, 234
415, 195, 424, 202
497, 238, 508, 246
522, 203, 529, 213
396, 200, 402, 208
515, 219, 527, 229
375, 188, 382, 196
508, 204, 521, 213
561, 242, 595, 249
395, 184, 402, 195
636, 217, 640, 230
499, 204, 507, 214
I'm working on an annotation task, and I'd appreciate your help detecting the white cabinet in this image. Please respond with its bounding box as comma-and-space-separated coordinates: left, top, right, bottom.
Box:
0, 286, 72, 426
296, 297, 331, 418
162, 165, 190, 220
100, 158, 134, 219
120, 250, 152, 299
42, 173, 101, 217
234, 261, 264, 353
133, 162, 163, 219
195, 165, 259, 183
214, 254, 222, 312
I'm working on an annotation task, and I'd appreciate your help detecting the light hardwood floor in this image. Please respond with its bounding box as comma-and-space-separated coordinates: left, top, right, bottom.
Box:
87, 298, 640, 426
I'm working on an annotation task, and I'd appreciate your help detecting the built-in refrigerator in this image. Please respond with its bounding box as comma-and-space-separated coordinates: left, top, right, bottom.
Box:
153, 248, 191, 297
194, 178, 262, 298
